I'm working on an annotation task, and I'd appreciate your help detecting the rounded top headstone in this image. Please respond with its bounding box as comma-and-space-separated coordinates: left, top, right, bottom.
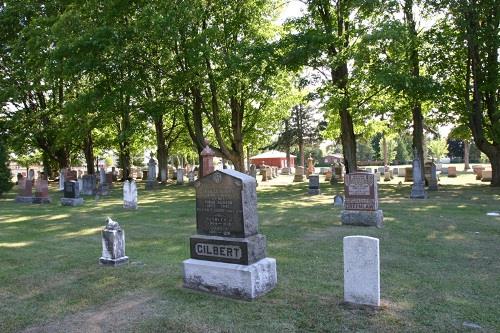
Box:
105, 217, 121, 230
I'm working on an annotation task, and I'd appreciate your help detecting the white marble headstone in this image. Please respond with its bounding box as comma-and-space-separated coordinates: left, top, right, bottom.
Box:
123, 180, 138, 209
59, 170, 65, 191
343, 236, 380, 306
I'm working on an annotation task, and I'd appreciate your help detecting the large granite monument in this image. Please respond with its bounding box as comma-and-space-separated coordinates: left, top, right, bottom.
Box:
183, 169, 277, 299
145, 154, 157, 190
341, 172, 383, 227
410, 154, 427, 199
60, 181, 84, 206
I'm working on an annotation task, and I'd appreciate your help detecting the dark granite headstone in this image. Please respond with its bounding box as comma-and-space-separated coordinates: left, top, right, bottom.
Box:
308, 174, 320, 195
61, 180, 84, 206
82, 175, 96, 195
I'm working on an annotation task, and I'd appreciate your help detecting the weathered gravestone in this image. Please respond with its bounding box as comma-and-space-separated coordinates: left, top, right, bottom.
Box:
33, 179, 51, 204
482, 169, 492, 182
81, 175, 96, 195
281, 167, 290, 175
397, 167, 406, 178
105, 173, 113, 187
28, 169, 35, 180
145, 154, 157, 190
293, 166, 305, 182
448, 166, 457, 177
60, 181, 84, 206
333, 194, 344, 208
183, 169, 277, 299
410, 156, 427, 199
344, 236, 380, 307
341, 172, 383, 227
308, 174, 321, 195
188, 171, 195, 184
15, 177, 33, 203
404, 167, 413, 182
331, 162, 344, 184
123, 180, 138, 209
59, 169, 66, 191
97, 167, 110, 195
425, 162, 438, 191
99, 217, 129, 266
249, 164, 257, 178
473, 166, 484, 180
325, 170, 333, 182
177, 169, 184, 185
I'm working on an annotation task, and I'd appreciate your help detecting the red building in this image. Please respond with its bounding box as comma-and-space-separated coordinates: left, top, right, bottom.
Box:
249, 151, 296, 169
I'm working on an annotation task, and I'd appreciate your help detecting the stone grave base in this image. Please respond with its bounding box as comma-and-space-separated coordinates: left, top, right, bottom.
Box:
145, 180, 157, 190
15, 196, 33, 203
183, 258, 277, 300
410, 183, 427, 199
60, 197, 84, 206
123, 201, 137, 209
308, 188, 320, 195
99, 256, 129, 266
341, 210, 383, 228
293, 175, 304, 182
33, 197, 51, 204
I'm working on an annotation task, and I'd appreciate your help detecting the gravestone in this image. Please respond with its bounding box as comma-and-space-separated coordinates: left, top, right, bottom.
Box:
15, 177, 34, 203
281, 167, 290, 175
426, 162, 438, 191
325, 170, 333, 182
188, 171, 195, 184
82, 175, 96, 195
343, 236, 380, 307
481, 170, 492, 182
293, 166, 305, 182
61, 181, 84, 206
77, 178, 83, 194
384, 171, 391, 182
266, 166, 272, 180
341, 172, 383, 227
392, 168, 399, 176
33, 179, 51, 204
397, 167, 406, 178
474, 166, 484, 180
28, 169, 35, 180
183, 169, 277, 299
200, 141, 215, 177
260, 166, 268, 182
448, 166, 457, 177
249, 164, 257, 178
99, 217, 129, 266
59, 169, 66, 191
331, 162, 344, 184
123, 180, 138, 209
410, 156, 427, 199
177, 169, 184, 185
306, 155, 315, 178
404, 167, 413, 182
308, 174, 320, 195
105, 173, 113, 187
333, 194, 344, 207
377, 167, 385, 175
98, 167, 109, 195
99, 167, 106, 184
145, 154, 157, 190
441, 166, 449, 175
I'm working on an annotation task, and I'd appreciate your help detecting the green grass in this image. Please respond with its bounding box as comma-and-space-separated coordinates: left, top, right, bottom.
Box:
0, 173, 499, 332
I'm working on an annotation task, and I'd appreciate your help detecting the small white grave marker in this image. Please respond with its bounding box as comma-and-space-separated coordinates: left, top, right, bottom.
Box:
343, 235, 380, 306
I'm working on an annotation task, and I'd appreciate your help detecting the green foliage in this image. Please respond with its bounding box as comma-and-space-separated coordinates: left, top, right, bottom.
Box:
428, 138, 448, 160
395, 134, 412, 163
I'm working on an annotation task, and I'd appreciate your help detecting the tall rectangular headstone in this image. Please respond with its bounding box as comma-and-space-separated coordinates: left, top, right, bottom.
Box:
82, 175, 96, 195
308, 174, 320, 195
15, 177, 34, 203
123, 180, 138, 209
183, 169, 277, 299
341, 172, 383, 227
33, 179, 51, 204
410, 157, 427, 199
177, 169, 184, 185
344, 236, 380, 307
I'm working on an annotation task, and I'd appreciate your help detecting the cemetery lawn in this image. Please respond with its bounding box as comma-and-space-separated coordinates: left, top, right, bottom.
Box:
1, 174, 499, 332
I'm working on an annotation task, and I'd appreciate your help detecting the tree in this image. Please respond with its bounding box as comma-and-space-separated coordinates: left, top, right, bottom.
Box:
427, 138, 448, 161
0, 136, 13, 196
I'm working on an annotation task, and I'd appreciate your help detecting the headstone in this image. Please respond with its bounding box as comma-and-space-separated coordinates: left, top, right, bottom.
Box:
99, 217, 129, 266
343, 236, 380, 307
97, 167, 110, 196
377, 167, 385, 175
59, 169, 66, 191
200, 141, 215, 177
249, 164, 257, 178
474, 166, 484, 180
448, 166, 457, 177
99, 167, 106, 184
177, 169, 184, 185
142, 170, 148, 180
441, 166, 449, 175
306, 155, 314, 178
404, 167, 413, 182
15, 177, 34, 203
33, 179, 51, 204
261, 166, 268, 182
481, 169, 492, 182
308, 174, 320, 195
331, 162, 344, 184
397, 167, 406, 178
341, 172, 383, 227
77, 178, 83, 194
145, 154, 157, 190
82, 175, 97, 195
426, 162, 438, 191
60, 181, 84, 206
105, 173, 113, 187
28, 169, 35, 180
293, 166, 305, 182
183, 169, 277, 299
383, 171, 391, 182
187, 171, 194, 184
281, 167, 290, 175
123, 180, 138, 209
392, 168, 399, 176
325, 170, 333, 182
333, 194, 344, 207
266, 166, 272, 180
410, 156, 427, 199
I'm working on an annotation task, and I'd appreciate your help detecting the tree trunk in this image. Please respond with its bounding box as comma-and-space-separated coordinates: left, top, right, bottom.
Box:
404, 0, 425, 180
55, 149, 70, 169
154, 115, 168, 181
489, 151, 500, 186
382, 135, 388, 166
463, 140, 470, 170
42, 151, 52, 178
117, 105, 131, 180
339, 100, 357, 173
83, 131, 95, 175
